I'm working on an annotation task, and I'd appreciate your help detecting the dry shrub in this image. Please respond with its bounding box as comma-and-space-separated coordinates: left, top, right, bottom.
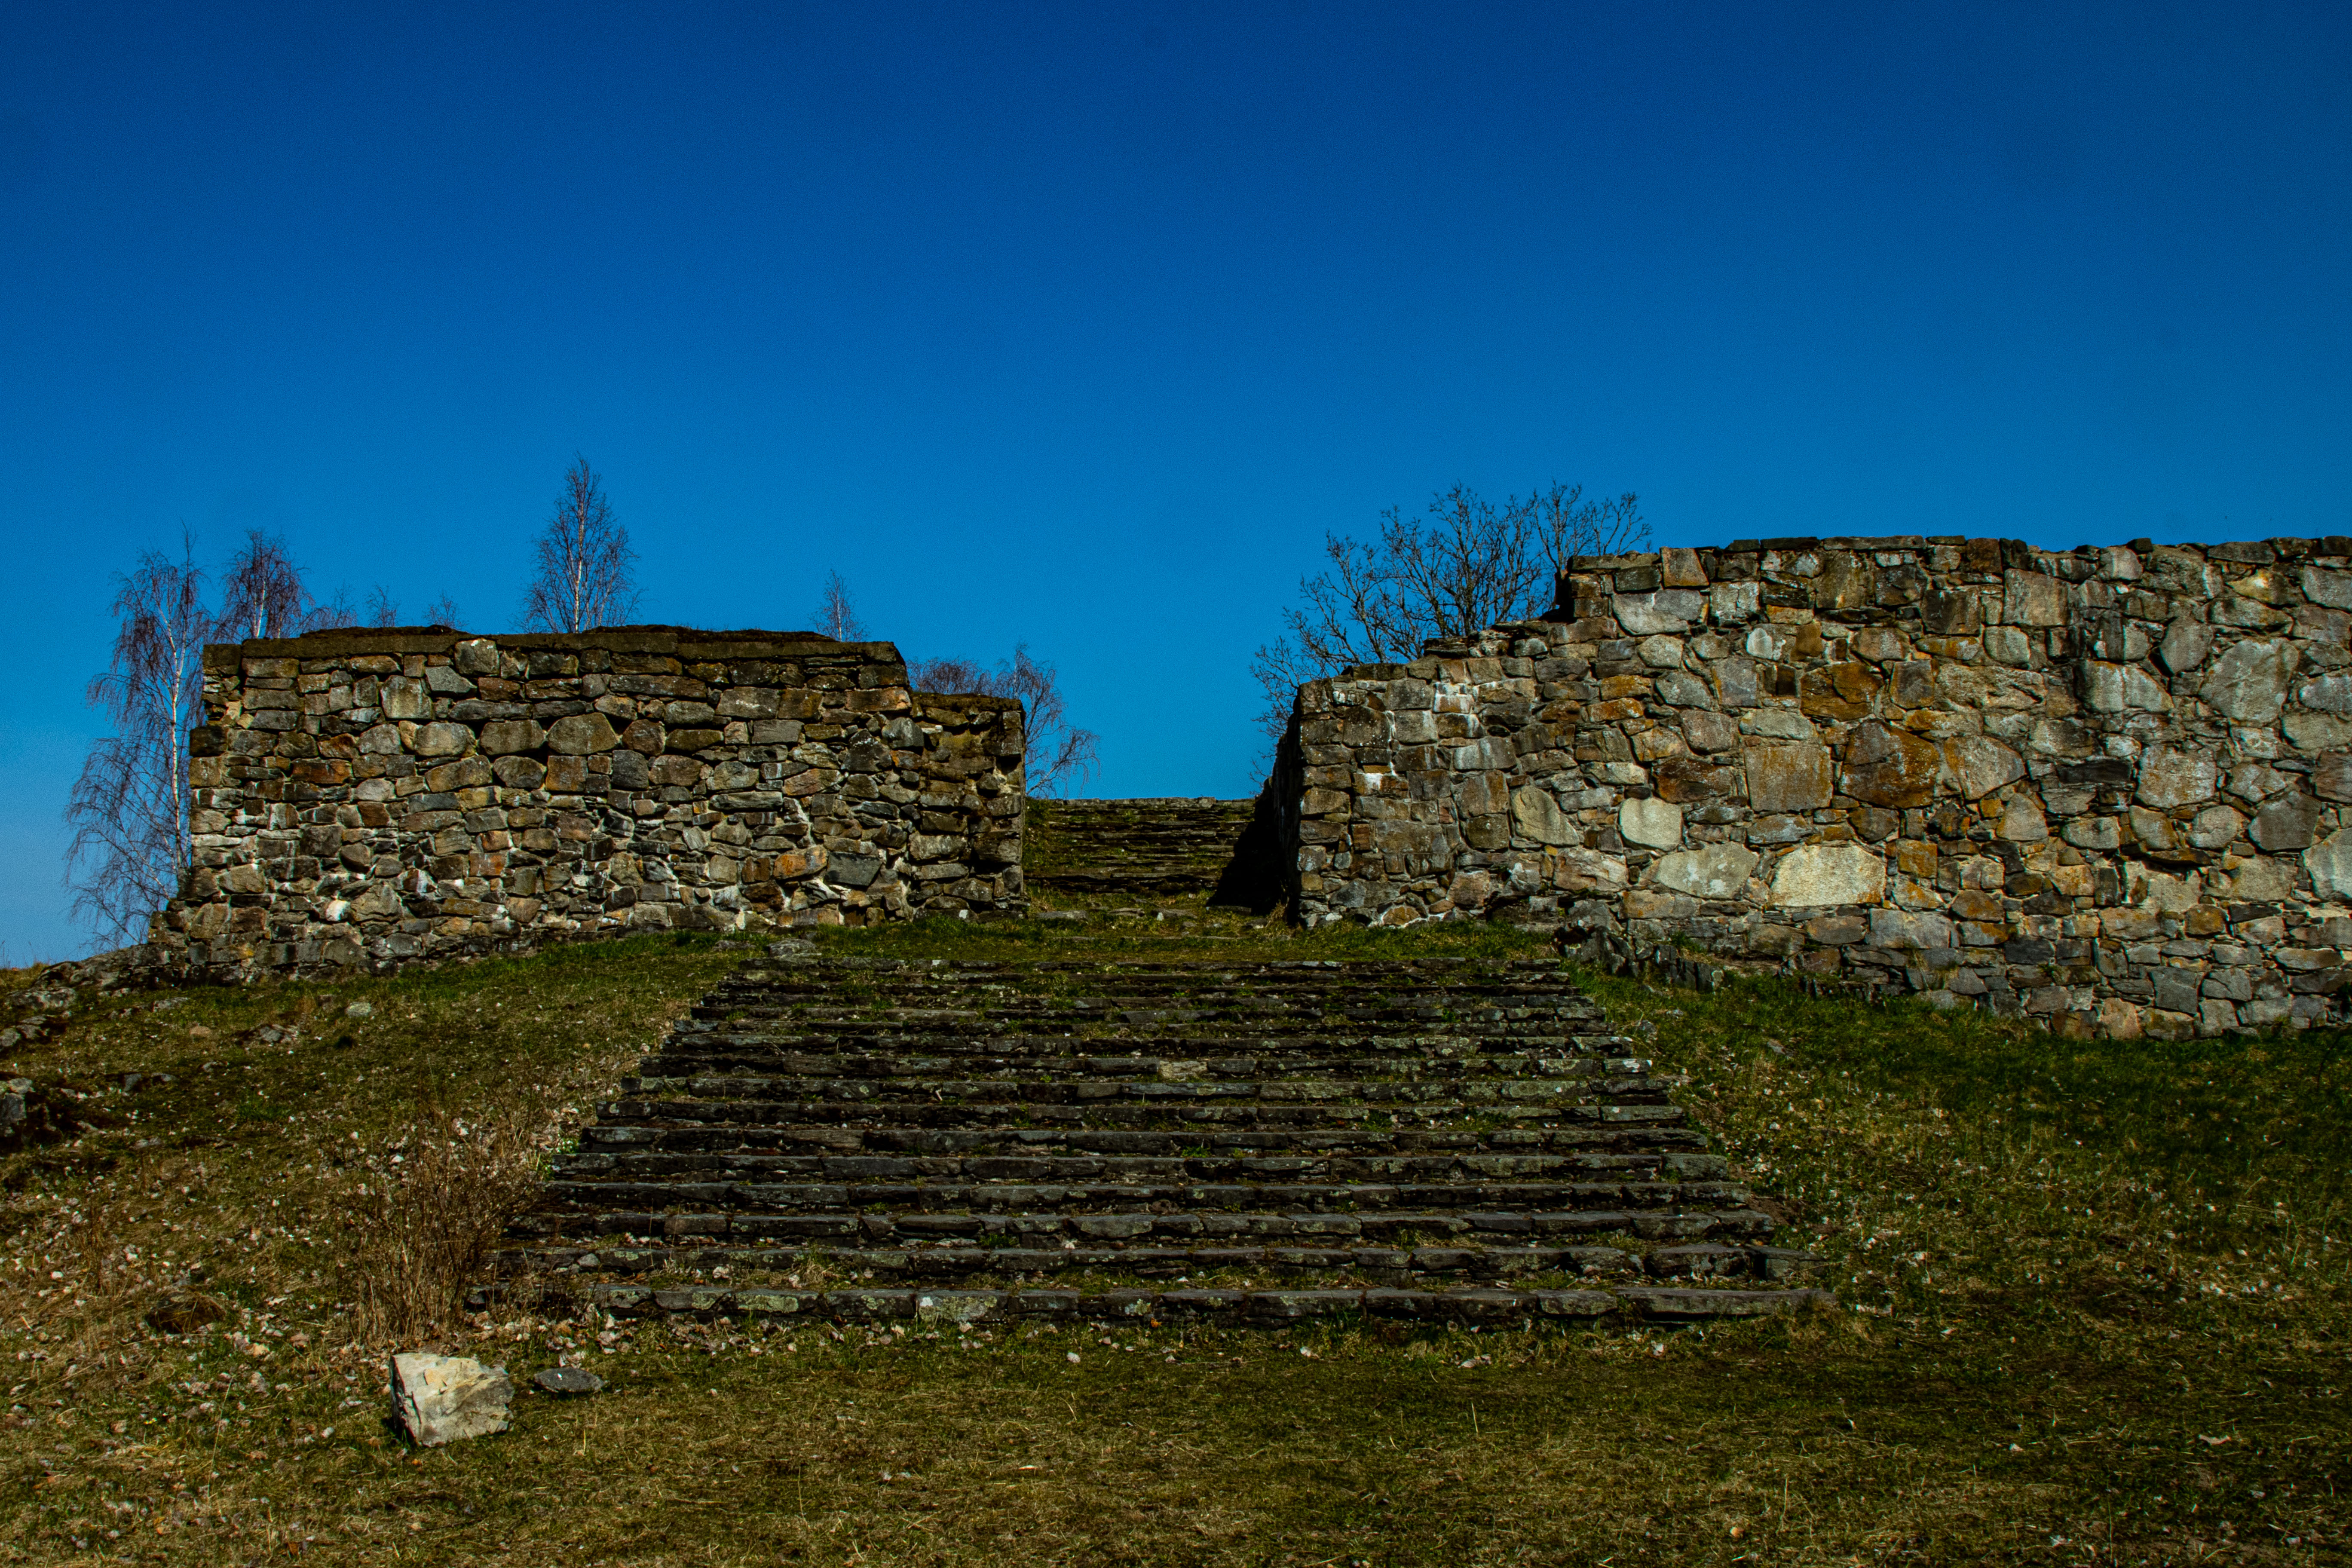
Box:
337, 1104, 551, 1344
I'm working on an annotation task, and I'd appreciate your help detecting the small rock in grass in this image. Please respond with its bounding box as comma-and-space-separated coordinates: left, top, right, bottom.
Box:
144, 1292, 226, 1335
345, 1000, 374, 1019
766, 938, 817, 959
390, 1353, 512, 1446
533, 1366, 603, 1396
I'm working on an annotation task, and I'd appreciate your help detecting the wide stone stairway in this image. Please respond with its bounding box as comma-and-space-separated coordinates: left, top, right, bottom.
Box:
494, 953, 1831, 1329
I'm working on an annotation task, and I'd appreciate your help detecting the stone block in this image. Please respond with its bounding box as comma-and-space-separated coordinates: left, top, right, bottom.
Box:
1941, 735, 2024, 800
412, 722, 472, 757
1618, 796, 1684, 849
2305, 830, 2352, 900
2199, 638, 2300, 723
1648, 842, 1758, 899
1842, 722, 1941, 808
1511, 787, 1576, 846
2002, 570, 2066, 626
1744, 742, 1833, 813
1868, 908, 1955, 950
478, 719, 545, 755
1769, 844, 1886, 907
1614, 590, 1706, 634
2136, 745, 2218, 809
390, 1353, 511, 1446
1682, 710, 1740, 753
547, 712, 622, 755
2300, 565, 2352, 609
1999, 795, 2048, 842
2250, 794, 2320, 852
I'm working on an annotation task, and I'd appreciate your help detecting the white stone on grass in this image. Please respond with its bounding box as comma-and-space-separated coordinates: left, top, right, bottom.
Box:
390, 1353, 512, 1447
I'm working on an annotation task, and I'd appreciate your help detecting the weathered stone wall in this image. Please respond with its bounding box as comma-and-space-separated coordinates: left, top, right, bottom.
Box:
150, 627, 1026, 978
1284, 534, 2352, 1038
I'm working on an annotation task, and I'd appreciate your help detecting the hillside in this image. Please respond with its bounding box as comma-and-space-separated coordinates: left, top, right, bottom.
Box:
0, 911, 2343, 1564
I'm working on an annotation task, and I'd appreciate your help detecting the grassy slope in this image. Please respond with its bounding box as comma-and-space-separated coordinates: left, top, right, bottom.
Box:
0, 914, 2343, 1565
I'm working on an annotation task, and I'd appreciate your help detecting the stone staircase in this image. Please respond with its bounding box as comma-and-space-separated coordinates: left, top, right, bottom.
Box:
492, 955, 1831, 1329
1023, 797, 1280, 909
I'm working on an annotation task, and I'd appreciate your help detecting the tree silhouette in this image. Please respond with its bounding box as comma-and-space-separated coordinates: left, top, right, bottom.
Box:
521, 456, 639, 632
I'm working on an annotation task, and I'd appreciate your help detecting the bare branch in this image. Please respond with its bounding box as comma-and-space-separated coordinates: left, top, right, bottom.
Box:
521, 456, 639, 632
909, 645, 1101, 797
365, 586, 400, 628
421, 593, 464, 630
1250, 480, 1648, 750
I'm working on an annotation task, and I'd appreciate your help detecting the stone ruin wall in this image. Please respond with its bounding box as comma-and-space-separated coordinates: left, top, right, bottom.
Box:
1281, 533, 2352, 1039
148, 627, 1026, 978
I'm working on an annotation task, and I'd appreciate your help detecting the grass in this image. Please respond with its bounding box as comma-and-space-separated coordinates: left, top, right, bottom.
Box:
0, 914, 2344, 1564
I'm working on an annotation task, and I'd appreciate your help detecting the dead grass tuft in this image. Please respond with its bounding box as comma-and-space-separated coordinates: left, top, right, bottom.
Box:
336, 1103, 553, 1345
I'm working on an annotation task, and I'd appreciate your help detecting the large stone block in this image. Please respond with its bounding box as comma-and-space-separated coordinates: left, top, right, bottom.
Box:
2252, 793, 2321, 853
1842, 722, 1941, 808
2002, 570, 2067, 626
1510, 787, 1576, 845
2199, 638, 2299, 723
1796, 662, 1883, 721
547, 712, 622, 755
1744, 742, 1833, 813
1619, 796, 1684, 849
1769, 844, 1886, 907
1614, 590, 1706, 634
1547, 848, 1629, 893
1649, 842, 1758, 900
2136, 744, 2219, 808
2300, 566, 2352, 609
1956, 717, 2043, 796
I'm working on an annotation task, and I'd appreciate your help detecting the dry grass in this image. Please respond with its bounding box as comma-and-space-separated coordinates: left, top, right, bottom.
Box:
338, 1105, 554, 1345
0, 918, 2342, 1564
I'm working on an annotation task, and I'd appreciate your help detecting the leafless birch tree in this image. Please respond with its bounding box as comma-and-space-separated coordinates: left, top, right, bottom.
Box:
63, 535, 212, 946
910, 646, 1102, 796
810, 571, 865, 640
1250, 482, 1645, 744
522, 456, 639, 632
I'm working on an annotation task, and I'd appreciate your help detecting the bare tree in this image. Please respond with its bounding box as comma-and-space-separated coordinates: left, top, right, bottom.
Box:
64, 534, 211, 946
910, 645, 1102, 796
216, 530, 310, 640
422, 592, 464, 630
522, 456, 638, 632
214, 529, 362, 639
364, 586, 400, 628
810, 571, 864, 640
1251, 482, 1645, 744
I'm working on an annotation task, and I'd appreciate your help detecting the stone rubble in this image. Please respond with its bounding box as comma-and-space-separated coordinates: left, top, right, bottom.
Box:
1280, 535, 2352, 1037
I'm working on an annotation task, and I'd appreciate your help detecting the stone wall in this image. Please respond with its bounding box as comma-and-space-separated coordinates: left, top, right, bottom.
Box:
1282, 534, 2352, 1038
150, 627, 1026, 978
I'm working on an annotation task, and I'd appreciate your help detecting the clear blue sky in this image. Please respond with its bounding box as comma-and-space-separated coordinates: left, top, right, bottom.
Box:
3, 2, 2349, 961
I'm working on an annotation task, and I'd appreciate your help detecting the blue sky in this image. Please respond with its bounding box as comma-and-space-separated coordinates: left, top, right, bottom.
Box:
3, 2, 2349, 960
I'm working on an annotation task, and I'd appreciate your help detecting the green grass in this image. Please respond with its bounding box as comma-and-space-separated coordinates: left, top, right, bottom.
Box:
0, 917, 2344, 1564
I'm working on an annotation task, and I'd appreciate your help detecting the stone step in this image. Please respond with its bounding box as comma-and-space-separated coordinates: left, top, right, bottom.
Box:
1022, 798, 1269, 900
568, 1124, 1708, 1156
496, 952, 1824, 1328
501, 1237, 1812, 1283
475, 1280, 1837, 1329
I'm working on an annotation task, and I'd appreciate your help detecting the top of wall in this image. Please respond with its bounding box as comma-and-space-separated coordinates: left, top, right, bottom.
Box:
1563, 533, 2352, 568
202, 625, 907, 672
